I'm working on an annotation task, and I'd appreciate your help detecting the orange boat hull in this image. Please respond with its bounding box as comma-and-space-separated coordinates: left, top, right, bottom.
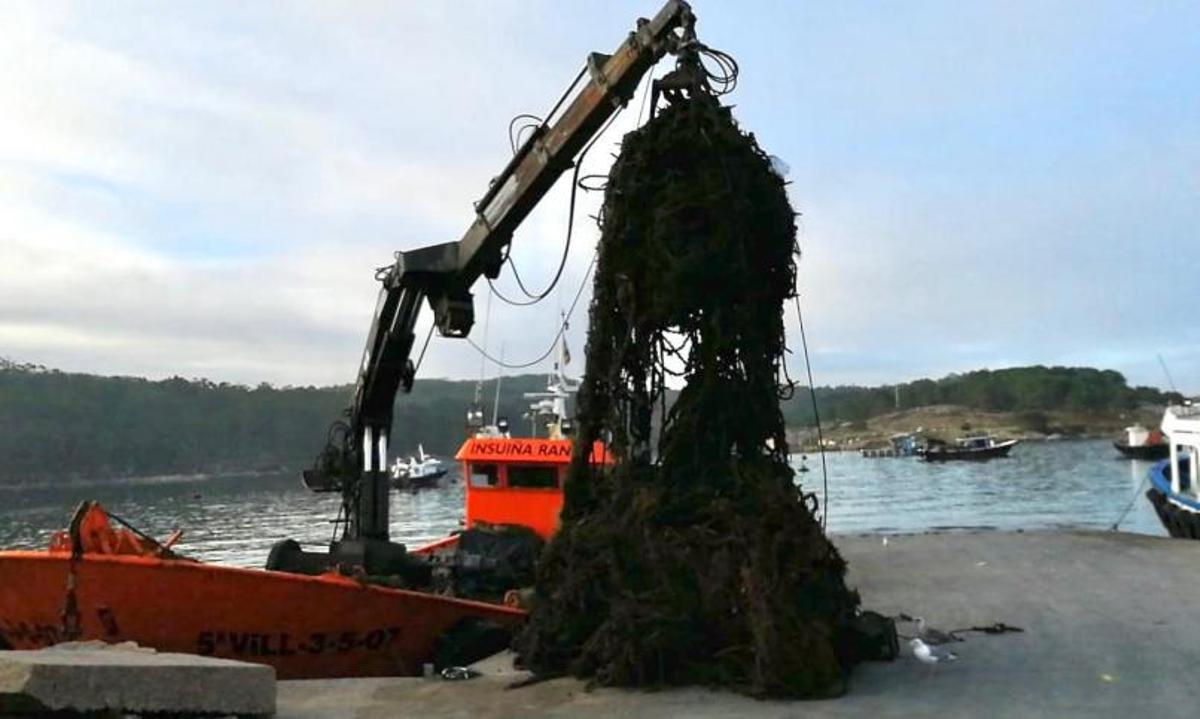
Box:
0, 550, 524, 679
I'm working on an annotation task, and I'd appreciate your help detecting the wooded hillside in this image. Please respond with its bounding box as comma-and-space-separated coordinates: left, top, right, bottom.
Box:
0, 361, 1177, 483
781, 366, 1177, 427
0, 359, 550, 483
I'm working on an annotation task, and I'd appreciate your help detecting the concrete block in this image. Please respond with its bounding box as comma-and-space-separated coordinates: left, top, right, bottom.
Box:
0, 641, 275, 716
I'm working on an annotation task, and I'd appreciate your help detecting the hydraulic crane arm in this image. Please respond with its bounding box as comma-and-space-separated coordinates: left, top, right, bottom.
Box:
305, 0, 697, 543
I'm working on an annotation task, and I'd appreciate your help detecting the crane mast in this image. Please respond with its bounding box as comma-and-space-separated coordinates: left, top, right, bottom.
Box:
302, 1, 698, 551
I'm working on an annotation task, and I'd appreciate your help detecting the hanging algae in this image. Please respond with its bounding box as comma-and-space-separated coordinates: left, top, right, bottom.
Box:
514, 95, 864, 698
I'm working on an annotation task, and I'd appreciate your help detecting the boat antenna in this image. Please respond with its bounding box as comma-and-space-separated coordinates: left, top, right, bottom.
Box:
480, 283, 494, 381
473, 284, 496, 407
492, 343, 505, 425
1157, 353, 1179, 396
554, 311, 570, 386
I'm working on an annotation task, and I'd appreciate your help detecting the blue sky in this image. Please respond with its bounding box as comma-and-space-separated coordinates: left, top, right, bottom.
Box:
1, 1, 1197, 392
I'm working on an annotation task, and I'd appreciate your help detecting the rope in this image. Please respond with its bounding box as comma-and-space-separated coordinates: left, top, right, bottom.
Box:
794, 291, 830, 529
1111, 471, 1151, 531
104, 508, 178, 558
470, 252, 597, 370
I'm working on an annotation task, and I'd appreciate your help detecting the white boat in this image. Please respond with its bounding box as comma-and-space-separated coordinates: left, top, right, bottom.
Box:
1146, 402, 1200, 538
390, 445, 448, 489
1113, 424, 1169, 460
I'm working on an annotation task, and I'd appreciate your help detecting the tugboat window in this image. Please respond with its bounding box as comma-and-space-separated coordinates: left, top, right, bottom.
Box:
470, 464, 500, 488
508, 465, 558, 489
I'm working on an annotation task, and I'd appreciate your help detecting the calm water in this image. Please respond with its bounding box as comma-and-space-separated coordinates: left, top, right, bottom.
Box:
0, 439, 1163, 567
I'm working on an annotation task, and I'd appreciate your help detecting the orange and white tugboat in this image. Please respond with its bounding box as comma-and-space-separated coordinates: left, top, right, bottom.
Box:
0, 0, 695, 679
455, 346, 611, 543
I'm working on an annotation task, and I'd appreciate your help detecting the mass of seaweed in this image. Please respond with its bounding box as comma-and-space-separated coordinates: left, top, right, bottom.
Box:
514, 94, 865, 698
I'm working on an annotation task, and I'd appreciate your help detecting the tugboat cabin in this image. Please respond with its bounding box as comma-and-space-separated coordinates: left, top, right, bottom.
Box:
456, 436, 612, 539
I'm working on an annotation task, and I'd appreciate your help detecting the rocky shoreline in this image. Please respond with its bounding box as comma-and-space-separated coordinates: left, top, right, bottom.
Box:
788, 404, 1164, 452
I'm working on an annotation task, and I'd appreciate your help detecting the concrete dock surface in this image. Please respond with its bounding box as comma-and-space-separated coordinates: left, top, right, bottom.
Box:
278, 530, 1200, 718
0, 641, 275, 716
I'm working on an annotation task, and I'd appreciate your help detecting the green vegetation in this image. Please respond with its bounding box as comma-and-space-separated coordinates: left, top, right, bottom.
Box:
781, 366, 1179, 428
0, 361, 1179, 484
0, 359, 549, 484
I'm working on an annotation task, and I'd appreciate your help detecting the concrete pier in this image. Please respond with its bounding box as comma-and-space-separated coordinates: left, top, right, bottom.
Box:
0, 641, 275, 716
277, 530, 1200, 718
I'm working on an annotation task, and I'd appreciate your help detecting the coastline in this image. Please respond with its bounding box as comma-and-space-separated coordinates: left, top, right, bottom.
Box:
788, 404, 1164, 452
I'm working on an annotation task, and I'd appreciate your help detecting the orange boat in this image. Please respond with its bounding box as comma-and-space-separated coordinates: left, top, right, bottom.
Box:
0, 502, 523, 678
458, 436, 610, 540
0, 433, 610, 678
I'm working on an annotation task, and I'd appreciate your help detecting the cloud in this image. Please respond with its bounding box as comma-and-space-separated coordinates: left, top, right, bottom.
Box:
0, 1, 614, 386
1, 0, 1197, 395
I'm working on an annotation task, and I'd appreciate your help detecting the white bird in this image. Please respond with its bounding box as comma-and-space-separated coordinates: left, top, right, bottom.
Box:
910, 638, 957, 673
915, 616, 962, 645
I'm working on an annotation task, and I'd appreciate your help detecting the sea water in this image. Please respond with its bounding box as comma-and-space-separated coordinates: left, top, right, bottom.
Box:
0, 439, 1164, 567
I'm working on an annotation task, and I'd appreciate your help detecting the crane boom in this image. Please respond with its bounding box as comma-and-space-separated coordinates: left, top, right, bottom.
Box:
303, 1, 696, 546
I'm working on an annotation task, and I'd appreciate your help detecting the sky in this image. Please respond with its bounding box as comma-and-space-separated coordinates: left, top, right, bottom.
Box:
1, 1, 1197, 393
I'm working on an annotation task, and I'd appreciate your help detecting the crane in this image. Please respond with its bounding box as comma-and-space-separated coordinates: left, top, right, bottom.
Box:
277, 1, 709, 575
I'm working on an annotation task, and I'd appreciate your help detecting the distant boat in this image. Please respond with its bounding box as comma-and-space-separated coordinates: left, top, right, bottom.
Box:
1145, 402, 1200, 539
390, 445, 448, 490
1113, 424, 1169, 460
922, 435, 1019, 462
861, 433, 922, 459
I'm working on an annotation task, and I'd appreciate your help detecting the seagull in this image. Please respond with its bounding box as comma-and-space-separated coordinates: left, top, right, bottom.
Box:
915, 616, 963, 645
910, 638, 957, 673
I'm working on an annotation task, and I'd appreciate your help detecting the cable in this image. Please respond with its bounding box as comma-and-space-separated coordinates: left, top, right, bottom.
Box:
505, 150, 580, 300
490, 65, 589, 304
490, 103, 625, 307
577, 174, 608, 193
509, 113, 543, 155
471, 252, 596, 370
505, 64, 586, 157
794, 291, 830, 529
544, 66, 587, 128
493, 53, 656, 307
697, 44, 739, 96
413, 323, 435, 375
559, 67, 647, 199
467, 336, 559, 371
